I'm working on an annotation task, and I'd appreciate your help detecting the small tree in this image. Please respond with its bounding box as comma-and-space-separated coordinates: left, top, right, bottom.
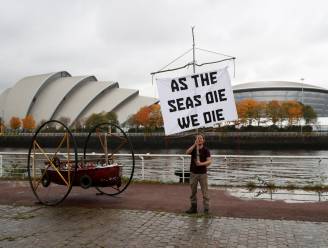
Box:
105, 112, 119, 125
0, 117, 5, 134
148, 104, 163, 129
124, 114, 136, 127
85, 112, 118, 130
10, 116, 21, 130
236, 102, 248, 126
266, 100, 282, 125
134, 106, 151, 128
236, 99, 263, 126
58, 116, 71, 127
85, 113, 108, 129
281, 101, 303, 125
0, 123, 4, 133
303, 105, 317, 124
22, 115, 36, 132
74, 118, 84, 132
253, 101, 265, 126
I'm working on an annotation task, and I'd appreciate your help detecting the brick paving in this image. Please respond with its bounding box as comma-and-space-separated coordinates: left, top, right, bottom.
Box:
1, 205, 328, 248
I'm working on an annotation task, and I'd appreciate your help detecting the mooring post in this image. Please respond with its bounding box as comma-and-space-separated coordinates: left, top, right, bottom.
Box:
317, 158, 322, 184
270, 157, 273, 180
180, 156, 185, 183
0, 155, 2, 178
139, 155, 145, 180
224, 156, 228, 185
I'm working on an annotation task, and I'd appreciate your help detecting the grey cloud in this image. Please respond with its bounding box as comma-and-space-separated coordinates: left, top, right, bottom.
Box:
1, 0, 328, 95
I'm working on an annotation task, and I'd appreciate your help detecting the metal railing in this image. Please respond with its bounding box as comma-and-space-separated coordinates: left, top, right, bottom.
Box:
1, 131, 328, 137
0, 152, 328, 187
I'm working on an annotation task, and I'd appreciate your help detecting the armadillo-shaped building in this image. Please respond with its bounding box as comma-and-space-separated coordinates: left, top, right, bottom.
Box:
0, 71, 157, 126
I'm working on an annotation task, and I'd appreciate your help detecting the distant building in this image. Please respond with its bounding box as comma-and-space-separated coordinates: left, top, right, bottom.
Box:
0, 71, 157, 126
233, 81, 328, 117
1, 74, 327, 128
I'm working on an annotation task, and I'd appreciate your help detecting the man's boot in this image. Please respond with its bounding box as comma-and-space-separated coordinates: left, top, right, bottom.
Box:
185, 203, 197, 214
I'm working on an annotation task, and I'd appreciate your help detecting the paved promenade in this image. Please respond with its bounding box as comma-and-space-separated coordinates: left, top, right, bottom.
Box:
2, 181, 328, 247
1, 205, 328, 248
1, 181, 328, 222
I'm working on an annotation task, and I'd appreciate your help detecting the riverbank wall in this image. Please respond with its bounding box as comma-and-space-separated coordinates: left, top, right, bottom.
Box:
1, 132, 328, 149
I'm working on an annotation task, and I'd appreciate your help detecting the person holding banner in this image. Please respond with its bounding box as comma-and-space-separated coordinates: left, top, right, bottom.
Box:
185, 134, 212, 214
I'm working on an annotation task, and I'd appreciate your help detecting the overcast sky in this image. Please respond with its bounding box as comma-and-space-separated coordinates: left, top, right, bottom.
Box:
1, 0, 328, 97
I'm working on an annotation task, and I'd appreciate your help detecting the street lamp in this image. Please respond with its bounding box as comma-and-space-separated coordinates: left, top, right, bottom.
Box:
300, 78, 304, 134
300, 78, 304, 105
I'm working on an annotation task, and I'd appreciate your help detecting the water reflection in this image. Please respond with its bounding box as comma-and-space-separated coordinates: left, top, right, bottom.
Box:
130, 148, 328, 157
2, 147, 328, 156
225, 187, 328, 203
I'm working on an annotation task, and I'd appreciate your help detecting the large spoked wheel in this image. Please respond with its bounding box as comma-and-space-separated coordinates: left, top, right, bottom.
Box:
27, 120, 78, 206
83, 122, 135, 196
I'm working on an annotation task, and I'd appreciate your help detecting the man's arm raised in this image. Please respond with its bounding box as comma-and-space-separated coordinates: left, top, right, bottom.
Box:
186, 142, 196, 155
196, 156, 212, 167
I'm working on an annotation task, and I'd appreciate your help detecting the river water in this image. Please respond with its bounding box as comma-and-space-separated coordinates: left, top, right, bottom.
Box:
127, 148, 328, 157
1, 147, 328, 156
1, 147, 328, 188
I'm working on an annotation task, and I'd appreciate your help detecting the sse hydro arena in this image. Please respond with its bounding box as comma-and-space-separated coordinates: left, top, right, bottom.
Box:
0, 71, 157, 127
233, 81, 328, 118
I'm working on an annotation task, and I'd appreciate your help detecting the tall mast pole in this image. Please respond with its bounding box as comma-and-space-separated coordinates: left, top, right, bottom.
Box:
192, 26, 196, 74
192, 27, 200, 145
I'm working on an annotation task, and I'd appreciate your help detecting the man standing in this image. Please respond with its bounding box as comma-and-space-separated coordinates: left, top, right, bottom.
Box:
185, 134, 212, 214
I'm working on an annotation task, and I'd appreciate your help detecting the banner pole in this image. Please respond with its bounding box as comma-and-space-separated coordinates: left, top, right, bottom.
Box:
192, 26, 196, 74
192, 26, 200, 163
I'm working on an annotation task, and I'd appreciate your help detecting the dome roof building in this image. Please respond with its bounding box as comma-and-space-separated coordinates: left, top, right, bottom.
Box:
232, 81, 328, 117
1, 74, 327, 127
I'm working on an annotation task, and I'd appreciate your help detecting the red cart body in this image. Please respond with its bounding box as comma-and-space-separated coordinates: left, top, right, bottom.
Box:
42, 163, 122, 188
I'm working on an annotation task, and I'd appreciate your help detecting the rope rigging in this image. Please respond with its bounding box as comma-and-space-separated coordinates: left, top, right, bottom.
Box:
151, 47, 236, 78
150, 27, 238, 144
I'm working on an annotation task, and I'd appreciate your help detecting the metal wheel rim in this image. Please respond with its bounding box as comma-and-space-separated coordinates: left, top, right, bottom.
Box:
83, 122, 135, 196
27, 120, 78, 206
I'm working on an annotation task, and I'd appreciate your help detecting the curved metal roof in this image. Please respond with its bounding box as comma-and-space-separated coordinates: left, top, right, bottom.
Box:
233, 81, 328, 91
0, 88, 11, 120
52, 81, 118, 124
76, 87, 138, 123
29, 76, 97, 124
114, 95, 158, 123
4, 71, 70, 120
2, 71, 158, 125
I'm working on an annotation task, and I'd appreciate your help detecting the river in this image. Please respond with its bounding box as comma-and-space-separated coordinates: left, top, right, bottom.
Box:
1, 147, 328, 188
1, 146, 328, 156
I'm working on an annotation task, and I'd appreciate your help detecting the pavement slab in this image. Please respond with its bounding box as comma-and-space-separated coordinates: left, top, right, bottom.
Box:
1, 205, 328, 248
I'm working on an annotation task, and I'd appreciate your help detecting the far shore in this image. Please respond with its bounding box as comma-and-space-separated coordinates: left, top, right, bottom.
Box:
1, 131, 328, 149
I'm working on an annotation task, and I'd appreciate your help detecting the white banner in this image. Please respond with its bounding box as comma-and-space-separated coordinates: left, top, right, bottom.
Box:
156, 67, 238, 135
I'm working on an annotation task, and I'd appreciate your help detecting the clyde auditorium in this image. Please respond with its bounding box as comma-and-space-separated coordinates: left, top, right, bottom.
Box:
0, 71, 157, 126
1, 72, 328, 127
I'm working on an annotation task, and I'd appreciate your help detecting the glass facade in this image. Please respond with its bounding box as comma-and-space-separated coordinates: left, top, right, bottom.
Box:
234, 89, 328, 117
